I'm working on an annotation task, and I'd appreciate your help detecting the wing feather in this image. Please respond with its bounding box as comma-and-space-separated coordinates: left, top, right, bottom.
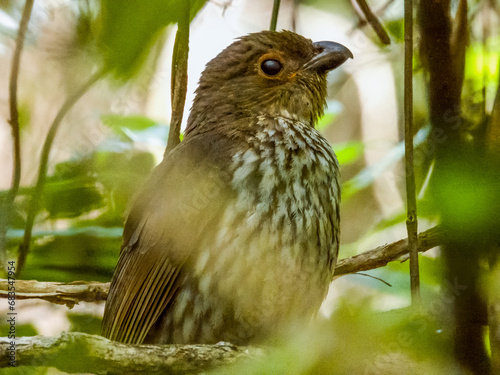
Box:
102, 134, 234, 343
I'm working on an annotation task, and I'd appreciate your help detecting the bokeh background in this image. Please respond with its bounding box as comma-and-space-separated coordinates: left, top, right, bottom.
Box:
0, 0, 499, 373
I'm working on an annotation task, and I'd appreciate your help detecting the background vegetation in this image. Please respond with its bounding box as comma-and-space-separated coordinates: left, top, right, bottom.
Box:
0, 0, 498, 373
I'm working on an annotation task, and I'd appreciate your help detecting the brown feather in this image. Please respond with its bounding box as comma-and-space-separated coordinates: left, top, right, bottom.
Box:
102, 30, 351, 345
102, 134, 234, 343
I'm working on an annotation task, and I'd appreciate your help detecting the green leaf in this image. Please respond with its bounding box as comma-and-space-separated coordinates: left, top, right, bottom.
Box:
7, 227, 123, 240
464, 37, 500, 96
21, 234, 121, 282
316, 113, 336, 132
68, 314, 103, 335
333, 141, 364, 165
43, 159, 104, 219
101, 114, 159, 131
386, 19, 404, 43
98, 0, 207, 77
343, 125, 430, 199
92, 151, 155, 220
101, 114, 169, 145
44, 183, 103, 219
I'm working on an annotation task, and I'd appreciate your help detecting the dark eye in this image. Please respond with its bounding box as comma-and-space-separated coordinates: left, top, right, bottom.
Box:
261, 59, 283, 76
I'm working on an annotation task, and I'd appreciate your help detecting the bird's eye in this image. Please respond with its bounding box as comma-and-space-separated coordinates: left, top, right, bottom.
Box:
260, 59, 283, 76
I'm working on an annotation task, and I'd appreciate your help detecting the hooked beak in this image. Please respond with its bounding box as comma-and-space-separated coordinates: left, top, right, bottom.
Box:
304, 41, 353, 73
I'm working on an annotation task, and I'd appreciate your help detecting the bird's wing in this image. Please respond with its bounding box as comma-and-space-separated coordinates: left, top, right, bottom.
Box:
101, 134, 234, 344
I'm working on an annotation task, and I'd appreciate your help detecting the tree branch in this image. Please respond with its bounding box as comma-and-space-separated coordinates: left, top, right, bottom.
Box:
334, 225, 444, 276
0, 280, 109, 308
0, 226, 446, 305
0, 332, 262, 374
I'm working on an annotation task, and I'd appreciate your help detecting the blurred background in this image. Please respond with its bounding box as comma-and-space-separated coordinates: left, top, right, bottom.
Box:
0, 0, 498, 373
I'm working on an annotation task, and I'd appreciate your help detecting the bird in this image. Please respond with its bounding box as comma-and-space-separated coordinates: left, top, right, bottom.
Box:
101, 30, 352, 345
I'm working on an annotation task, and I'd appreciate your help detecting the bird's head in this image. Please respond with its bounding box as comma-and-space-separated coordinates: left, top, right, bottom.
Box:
187, 30, 352, 134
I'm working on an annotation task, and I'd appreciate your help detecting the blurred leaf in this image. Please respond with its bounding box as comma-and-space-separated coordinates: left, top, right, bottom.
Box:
68, 314, 102, 335
464, 38, 500, 95
380, 254, 442, 292
7, 226, 123, 240
21, 234, 121, 282
343, 125, 430, 199
386, 18, 404, 43
0, 323, 37, 337
102, 114, 159, 131
333, 141, 364, 165
52, 158, 93, 179
432, 147, 498, 240
102, 114, 169, 146
98, 0, 207, 77
43, 159, 104, 219
316, 113, 336, 132
44, 182, 103, 219
372, 210, 407, 231
214, 297, 454, 374
75, 1, 98, 51
0, 367, 48, 375
92, 150, 155, 221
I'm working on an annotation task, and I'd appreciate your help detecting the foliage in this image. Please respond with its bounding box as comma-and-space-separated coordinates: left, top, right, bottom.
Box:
0, 0, 499, 373
98, 0, 207, 78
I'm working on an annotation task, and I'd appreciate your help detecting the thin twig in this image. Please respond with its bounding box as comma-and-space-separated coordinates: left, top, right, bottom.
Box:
404, 0, 420, 304
0, 0, 34, 265
17, 70, 105, 274
353, 0, 391, 45
353, 0, 395, 30
0, 280, 109, 308
291, 0, 300, 32
353, 272, 392, 287
335, 225, 444, 276
2, 226, 446, 304
166, 1, 191, 155
270, 0, 281, 32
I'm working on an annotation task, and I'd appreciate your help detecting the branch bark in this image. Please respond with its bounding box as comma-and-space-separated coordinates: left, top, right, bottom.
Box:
0, 226, 446, 305
334, 225, 444, 276
0, 332, 262, 374
0, 280, 109, 308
